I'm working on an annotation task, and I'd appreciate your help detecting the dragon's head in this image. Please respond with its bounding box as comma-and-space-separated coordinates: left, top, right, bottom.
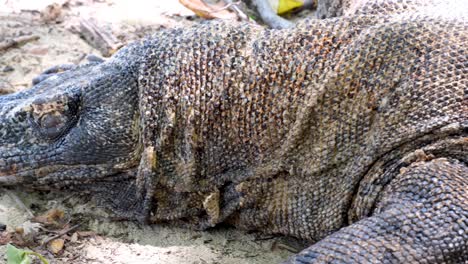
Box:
0, 56, 142, 189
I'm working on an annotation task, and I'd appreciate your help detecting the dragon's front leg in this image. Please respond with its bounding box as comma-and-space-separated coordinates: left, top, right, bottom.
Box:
286, 158, 468, 263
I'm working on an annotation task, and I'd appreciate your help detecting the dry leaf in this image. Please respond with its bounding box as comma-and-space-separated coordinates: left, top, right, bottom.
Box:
41, 3, 63, 23
0, 231, 12, 245
10, 231, 31, 247
179, 0, 237, 19
49, 238, 65, 254
33, 209, 65, 226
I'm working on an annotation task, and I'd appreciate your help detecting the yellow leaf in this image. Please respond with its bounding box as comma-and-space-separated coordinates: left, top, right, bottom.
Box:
278, 0, 303, 14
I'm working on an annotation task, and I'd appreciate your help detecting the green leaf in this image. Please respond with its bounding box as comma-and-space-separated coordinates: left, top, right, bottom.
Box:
5, 244, 48, 264
6, 244, 31, 264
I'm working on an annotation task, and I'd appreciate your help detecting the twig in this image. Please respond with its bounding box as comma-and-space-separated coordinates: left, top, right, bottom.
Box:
12, 82, 30, 87
253, 0, 294, 29
41, 223, 81, 246
223, 0, 249, 21
253, 235, 275, 241
274, 241, 302, 253
78, 18, 123, 57
210, 1, 240, 12
0, 35, 40, 52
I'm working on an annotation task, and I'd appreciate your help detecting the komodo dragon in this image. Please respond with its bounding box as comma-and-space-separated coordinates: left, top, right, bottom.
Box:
0, 0, 467, 262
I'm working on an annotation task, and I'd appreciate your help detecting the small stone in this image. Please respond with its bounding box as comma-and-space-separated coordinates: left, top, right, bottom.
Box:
2, 66, 14, 72
70, 232, 78, 243
15, 227, 24, 234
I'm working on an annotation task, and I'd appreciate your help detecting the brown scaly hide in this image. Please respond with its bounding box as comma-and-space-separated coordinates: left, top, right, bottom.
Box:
135, 0, 466, 252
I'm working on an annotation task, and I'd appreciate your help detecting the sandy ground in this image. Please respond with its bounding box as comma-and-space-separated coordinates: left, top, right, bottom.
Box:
0, 190, 295, 264
0, 1, 306, 263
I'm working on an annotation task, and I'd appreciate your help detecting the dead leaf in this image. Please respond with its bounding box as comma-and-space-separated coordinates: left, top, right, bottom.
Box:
10, 231, 31, 247
49, 238, 65, 254
41, 3, 63, 23
0, 231, 12, 245
32, 209, 65, 226
179, 0, 237, 19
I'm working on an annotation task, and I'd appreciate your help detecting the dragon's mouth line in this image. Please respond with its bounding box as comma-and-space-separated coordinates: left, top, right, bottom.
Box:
0, 175, 19, 185
0, 164, 138, 189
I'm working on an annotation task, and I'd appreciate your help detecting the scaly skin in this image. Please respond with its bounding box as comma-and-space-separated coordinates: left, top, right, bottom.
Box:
0, 0, 466, 263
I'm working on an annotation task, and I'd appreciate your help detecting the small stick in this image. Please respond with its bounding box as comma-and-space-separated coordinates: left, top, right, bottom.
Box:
0, 35, 40, 52
41, 223, 81, 246
274, 241, 302, 253
78, 18, 123, 57
210, 1, 240, 12
222, 0, 250, 21
253, 0, 294, 29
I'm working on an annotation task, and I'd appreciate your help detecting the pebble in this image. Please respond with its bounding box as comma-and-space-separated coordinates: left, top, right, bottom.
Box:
2, 65, 14, 72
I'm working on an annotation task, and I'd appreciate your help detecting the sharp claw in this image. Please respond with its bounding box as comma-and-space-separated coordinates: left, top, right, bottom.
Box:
31, 55, 104, 86
32, 73, 54, 85
86, 54, 105, 63
43, 64, 76, 74
32, 64, 78, 85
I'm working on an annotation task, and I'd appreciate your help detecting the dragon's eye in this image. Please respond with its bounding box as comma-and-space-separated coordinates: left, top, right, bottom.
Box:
29, 94, 80, 140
